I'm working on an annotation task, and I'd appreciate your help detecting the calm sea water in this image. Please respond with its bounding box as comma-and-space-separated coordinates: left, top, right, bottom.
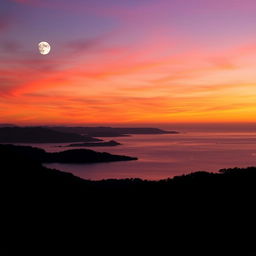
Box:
22, 123, 256, 180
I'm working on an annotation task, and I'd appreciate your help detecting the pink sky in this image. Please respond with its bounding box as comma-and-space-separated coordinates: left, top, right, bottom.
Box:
1, 0, 256, 124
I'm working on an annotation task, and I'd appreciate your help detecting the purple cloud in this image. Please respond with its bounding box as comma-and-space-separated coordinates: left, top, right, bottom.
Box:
0, 40, 23, 52
66, 36, 105, 53
0, 15, 11, 32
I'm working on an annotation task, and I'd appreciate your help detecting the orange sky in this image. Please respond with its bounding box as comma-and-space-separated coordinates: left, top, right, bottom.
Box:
1, 0, 256, 124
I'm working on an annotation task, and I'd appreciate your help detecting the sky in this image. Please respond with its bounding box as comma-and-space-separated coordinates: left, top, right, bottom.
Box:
1, 0, 256, 125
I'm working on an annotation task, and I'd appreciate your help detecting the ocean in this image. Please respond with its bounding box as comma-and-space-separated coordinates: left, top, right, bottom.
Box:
22, 123, 256, 180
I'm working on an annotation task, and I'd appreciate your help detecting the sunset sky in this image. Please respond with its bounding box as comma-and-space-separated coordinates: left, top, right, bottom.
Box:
1, 0, 256, 124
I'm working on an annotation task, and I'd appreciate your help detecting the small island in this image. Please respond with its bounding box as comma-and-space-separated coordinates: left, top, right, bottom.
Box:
60, 140, 121, 147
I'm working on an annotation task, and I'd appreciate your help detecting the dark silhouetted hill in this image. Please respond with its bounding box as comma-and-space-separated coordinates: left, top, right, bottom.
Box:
3, 144, 255, 255
0, 126, 101, 143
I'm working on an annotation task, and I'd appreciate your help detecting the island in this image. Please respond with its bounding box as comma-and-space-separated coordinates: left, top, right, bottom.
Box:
59, 140, 121, 147
0, 144, 137, 163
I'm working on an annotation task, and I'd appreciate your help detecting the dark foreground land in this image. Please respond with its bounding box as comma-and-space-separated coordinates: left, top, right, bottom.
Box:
3, 144, 255, 255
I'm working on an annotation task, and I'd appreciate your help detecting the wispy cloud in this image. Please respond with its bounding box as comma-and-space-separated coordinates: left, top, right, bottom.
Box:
0, 14, 11, 33
0, 40, 23, 52
66, 37, 103, 52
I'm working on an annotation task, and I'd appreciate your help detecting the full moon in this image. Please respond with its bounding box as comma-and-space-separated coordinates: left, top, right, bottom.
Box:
38, 41, 51, 55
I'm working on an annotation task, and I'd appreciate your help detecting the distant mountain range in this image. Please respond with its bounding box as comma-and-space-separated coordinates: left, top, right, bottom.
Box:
46, 126, 179, 137
0, 125, 178, 143
0, 127, 100, 143
0, 123, 17, 127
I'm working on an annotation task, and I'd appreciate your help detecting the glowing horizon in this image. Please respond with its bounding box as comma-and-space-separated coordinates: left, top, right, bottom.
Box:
1, 0, 256, 124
